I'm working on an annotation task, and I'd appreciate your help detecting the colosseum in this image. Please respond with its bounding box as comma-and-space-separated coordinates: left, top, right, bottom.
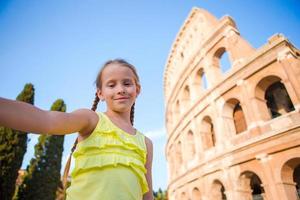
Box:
164, 7, 300, 200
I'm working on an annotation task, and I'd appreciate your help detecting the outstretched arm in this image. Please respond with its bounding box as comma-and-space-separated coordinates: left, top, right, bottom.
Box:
0, 97, 94, 135
143, 136, 154, 200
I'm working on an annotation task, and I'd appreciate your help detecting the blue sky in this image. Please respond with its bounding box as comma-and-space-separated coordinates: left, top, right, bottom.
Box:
1, 0, 299, 191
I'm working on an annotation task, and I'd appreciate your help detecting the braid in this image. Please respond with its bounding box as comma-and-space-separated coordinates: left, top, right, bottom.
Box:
62, 92, 100, 192
130, 102, 135, 125
62, 138, 78, 191
91, 92, 100, 111
63, 58, 140, 194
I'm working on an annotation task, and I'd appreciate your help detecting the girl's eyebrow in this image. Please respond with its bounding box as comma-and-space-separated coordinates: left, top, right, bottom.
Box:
105, 78, 133, 84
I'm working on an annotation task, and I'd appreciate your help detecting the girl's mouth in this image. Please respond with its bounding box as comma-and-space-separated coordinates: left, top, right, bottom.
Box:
115, 97, 129, 100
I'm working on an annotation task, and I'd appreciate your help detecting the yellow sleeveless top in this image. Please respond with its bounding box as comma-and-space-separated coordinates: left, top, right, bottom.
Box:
66, 112, 149, 200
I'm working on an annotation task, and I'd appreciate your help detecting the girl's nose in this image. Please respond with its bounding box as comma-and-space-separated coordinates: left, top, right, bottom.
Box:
116, 85, 126, 94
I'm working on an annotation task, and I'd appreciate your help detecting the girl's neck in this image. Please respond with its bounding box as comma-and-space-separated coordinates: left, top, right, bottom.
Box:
105, 110, 132, 125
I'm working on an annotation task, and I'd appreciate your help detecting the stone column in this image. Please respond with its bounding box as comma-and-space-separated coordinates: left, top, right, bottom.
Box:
236, 79, 254, 128
256, 154, 281, 200
275, 181, 299, 200
203, 59, 223, 88
277, 49, 300, 104
248, 96, 270, 125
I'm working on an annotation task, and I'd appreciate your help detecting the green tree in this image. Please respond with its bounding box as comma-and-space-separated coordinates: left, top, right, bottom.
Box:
0, 83, 35, 200
16, 99, 66, 200
154, 188, 168, 200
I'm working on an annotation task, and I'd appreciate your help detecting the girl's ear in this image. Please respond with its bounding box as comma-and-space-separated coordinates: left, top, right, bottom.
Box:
136, 84, 141, 97
96, 88, 104, 101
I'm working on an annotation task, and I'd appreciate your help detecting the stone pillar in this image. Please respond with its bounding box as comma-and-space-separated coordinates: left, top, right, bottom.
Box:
236, 80, 254, 128
277, 49, 300, 104
249, 96, 270, 124
227, 189, 252, 200
275, 181, 299, 200
256, 154, 281, 200
203, 58, 223, 88
280, 79, 299, 111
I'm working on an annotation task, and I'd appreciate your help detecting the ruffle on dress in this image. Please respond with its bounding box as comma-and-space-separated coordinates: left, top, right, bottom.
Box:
71, 112, 149, 194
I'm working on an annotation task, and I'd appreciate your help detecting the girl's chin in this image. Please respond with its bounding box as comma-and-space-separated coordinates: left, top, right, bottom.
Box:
112, 105, 132, 112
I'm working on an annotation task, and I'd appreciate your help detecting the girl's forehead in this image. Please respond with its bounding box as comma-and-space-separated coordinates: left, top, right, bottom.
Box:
101, 64, 136, 81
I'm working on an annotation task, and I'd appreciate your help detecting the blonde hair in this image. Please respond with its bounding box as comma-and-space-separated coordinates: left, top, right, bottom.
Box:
62, 59, 140, 192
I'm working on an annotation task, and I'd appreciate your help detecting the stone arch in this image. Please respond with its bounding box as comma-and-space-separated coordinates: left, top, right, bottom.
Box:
187, 130, 196, 161
255, 75, 295, 120
175, 140, 183, 174
238, 171, 265, 200
211, 180, 227, 200
223, 98, 247, 135
200, 116, 216, 150
167, 110, 173, 130
192, 68, 208, 92
191, 187, 201, 200
181, 191, 188, 200
265, 81, 295, 119
174, 99, 181, 121
213, 47, 232, 74
280, 157, 300, 199
182, 85, 191, 108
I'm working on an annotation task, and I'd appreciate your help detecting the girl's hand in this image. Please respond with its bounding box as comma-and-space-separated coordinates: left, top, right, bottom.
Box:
0, 97, 95, 135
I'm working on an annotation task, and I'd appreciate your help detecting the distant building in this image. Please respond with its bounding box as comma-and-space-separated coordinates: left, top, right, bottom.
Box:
164, 7, 300, 200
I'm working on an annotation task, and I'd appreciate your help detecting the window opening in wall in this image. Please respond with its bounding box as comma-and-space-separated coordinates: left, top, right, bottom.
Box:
220, 51, 231, 73
294, 164, 300, 198
211, 123, 216, 147
212, 180, 227, 200
202, 117, 216, 149
251, 174, 264, 200
202, 72, 208, 89
221, 184, 226, 200
265, 81, 295, 118
233, 103, 247, 134
187, 131, 195, 159
192, 187, 201, 200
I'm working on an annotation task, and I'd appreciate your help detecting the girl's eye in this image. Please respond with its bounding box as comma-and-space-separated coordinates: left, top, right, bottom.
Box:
108, 84, 114, 87
124, 81, 132, 86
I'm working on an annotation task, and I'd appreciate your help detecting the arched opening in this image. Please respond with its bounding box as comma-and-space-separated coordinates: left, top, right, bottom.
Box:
181, 191, 188, 200
175, 99, 181, 119
281, 157, 300, 199
223, 98, 247, 135
233, 103, 247, 134
183, 85, 191, 108
167, 111, 173, 129
255, 75, 295, 120
176, 141, 183, 174
211, 180, 227, 200
201, 116, 215, 149
195, 68, 208, 90
187, 130, 196, 160
192, 187, 201, 200
265, 81, 295, 119
202, 72, 208, 90
213, 47, 231, 74
239, 171, 264, 200
294, 164, 300, 198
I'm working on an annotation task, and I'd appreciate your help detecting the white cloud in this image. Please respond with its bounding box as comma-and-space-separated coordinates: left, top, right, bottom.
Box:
143, 127, 166, 140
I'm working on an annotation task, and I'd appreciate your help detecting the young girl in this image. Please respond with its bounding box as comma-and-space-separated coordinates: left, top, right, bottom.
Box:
0, 59, 154, 200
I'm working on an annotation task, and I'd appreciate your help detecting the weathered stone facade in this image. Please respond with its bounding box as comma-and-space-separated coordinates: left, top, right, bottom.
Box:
164, 7, 300, 200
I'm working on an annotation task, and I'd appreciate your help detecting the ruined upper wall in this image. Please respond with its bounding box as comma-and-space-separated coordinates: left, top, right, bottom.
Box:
163, 7, 255, 103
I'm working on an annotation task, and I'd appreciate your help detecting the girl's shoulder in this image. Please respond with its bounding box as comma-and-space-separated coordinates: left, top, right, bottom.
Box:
75, 109, 99, 137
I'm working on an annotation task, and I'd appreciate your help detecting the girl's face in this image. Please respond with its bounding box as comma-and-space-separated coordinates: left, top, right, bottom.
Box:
97, 63, 140, 113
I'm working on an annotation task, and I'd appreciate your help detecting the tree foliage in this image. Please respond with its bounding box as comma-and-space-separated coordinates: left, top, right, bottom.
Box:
0, 83, 34, 200
15, 99, 66, 200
